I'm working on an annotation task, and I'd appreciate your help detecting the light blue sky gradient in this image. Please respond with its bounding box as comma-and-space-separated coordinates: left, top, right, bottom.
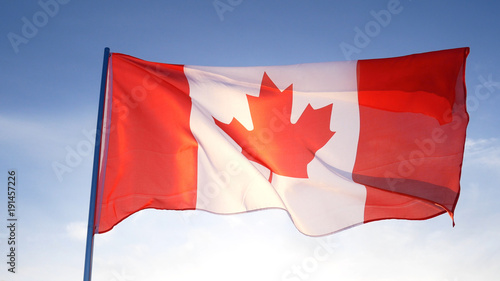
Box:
1, 0, 499, 280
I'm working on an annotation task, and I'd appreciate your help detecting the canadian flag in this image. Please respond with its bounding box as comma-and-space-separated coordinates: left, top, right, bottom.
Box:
94, 48, 469, 236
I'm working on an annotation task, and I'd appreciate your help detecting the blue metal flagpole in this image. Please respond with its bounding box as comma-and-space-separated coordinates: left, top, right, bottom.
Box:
83, 47, 110, 281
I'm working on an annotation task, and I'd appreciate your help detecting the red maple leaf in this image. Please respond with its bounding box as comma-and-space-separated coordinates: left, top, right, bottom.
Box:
214, 72, 335, 181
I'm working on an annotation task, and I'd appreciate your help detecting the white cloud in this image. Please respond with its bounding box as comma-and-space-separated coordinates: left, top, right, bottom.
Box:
0, 114, 79, 143
465, 137, 497, 151
0, 113, 96, 162
66, 221, 88, 241
464, 137, 500, 167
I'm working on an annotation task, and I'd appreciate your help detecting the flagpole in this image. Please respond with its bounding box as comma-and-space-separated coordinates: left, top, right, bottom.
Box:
83, 47, 110, 281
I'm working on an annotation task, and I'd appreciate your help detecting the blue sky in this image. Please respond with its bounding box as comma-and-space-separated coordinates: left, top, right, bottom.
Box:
1, 0, 499, 280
